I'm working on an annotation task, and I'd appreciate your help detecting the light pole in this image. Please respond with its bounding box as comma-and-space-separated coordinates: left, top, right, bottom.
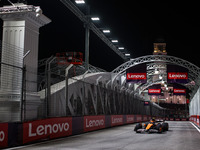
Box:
84, 17, 90, 71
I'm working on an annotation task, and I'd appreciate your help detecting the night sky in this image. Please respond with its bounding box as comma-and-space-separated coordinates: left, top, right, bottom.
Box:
0, 0, 200, 71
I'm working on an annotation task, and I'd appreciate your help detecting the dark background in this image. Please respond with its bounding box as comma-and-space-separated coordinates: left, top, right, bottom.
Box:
0, 0, 199, 71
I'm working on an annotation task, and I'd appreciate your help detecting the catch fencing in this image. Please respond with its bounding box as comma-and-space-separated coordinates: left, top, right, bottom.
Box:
0, 42, 165, 122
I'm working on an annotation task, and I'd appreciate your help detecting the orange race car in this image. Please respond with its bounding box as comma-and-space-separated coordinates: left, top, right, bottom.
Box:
134, 118, 169, 133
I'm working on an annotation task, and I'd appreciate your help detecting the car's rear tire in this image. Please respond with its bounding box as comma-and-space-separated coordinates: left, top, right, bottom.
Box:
156, 124, 163, 133
162, 123, 169, 131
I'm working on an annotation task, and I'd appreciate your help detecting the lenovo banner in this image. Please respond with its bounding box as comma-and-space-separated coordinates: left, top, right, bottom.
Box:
0, 123, 8, 148
148, 84, 161, 95
126, 64, 147, 83
173, 89, 186, 95
84, 116, 105, 132
111, 115, 124, 126
173, 84, 186, 95
167, 65, 188, 83
23, 117, 72, 144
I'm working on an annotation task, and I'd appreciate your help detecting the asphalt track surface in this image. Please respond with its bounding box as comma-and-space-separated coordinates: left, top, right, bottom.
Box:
7, 121, 200, 150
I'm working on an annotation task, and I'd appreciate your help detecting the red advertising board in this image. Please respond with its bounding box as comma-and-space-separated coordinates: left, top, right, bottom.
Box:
148, 89, 161, 94
0, 123, 8, 148
197, 116, 200, 126
173, 89, 186, 95
84, 116, 105, 132
126, 115, 134, 124
23, 117, 72, 144
126, 73, 147, 80
168, 72, 188, 80
111, 115, 124, 126
143, 115, 148, 122
126, 64, 147, 83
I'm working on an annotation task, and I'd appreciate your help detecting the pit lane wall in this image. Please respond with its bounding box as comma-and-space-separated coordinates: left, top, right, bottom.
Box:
0, 115, 155, 148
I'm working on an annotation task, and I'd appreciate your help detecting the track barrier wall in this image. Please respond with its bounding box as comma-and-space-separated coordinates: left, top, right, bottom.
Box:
0, 114, 189, 149
190, 115, 200, 127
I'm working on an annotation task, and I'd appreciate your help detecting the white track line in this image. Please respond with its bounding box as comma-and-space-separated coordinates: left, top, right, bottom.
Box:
190, 122, 200, 133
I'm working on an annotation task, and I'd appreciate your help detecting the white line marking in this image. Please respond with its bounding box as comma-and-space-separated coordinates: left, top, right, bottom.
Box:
190, 122, 200, 133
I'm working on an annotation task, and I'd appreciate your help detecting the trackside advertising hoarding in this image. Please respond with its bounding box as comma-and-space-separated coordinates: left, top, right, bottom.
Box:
126, 64, 147, 83
126, 115, 134, 124
84, 116, 105, 132
111, 115, 124, 126
23, 117, 72, 144
0, 123, 8, 148
136, 115, 142, 122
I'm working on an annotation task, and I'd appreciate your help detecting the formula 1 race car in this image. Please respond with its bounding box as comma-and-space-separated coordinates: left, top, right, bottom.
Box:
134, 119, 169, 133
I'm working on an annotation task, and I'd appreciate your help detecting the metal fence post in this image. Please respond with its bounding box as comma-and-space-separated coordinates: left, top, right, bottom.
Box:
65, 64, 73, 115
21, 66, 26, 122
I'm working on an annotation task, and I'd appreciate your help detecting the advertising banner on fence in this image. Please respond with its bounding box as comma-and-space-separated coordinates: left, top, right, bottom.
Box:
111, 115, 124, 126
84, 116, 105, 132
0, 123, 8, 148
167, 65, 188, 83
23, 117, 72, 144
126, 64, 147, 83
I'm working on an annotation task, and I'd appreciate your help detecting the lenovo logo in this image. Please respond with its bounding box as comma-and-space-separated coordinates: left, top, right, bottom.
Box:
0, 123, 8, 148
174, 89, 186, 93
84, 116, 105, 132
0, 131, 5, 142
168, 72, 188, 79
28, 122, 69, 137
127, 73, 146, 80
23, 118, 72, 144
111, 115, 124, 126
86, 119, 104, 128
126, 115, 134, 123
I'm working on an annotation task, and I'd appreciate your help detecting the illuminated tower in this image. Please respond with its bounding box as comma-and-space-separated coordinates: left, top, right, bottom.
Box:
150, 41, 168, 103
0, 3, 51, 122
153, 42, 167, 55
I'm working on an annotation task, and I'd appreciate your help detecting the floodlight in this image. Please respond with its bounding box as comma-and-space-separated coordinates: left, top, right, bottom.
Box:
75, 0, 85, 4
103, 30, 110, 33
118, 47, 124, 50
35, 6, 42, 17
125, 53, 130, 56
154, 69, 159, 74
91, 17, 100, 21
112, 40, 118, 43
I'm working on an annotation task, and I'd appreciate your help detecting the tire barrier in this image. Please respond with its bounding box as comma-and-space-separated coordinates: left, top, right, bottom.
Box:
0, 115, 188, 148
